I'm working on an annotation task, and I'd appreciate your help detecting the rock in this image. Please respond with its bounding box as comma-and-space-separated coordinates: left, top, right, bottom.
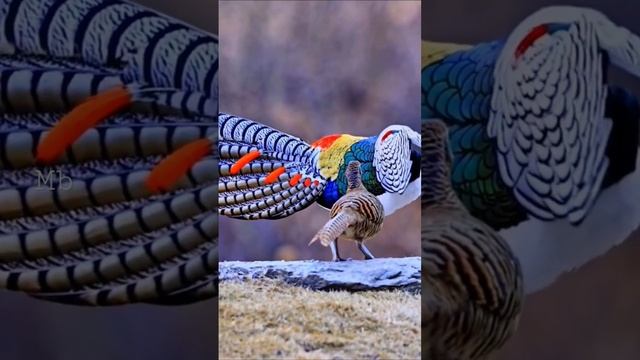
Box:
219, 257, 421, 293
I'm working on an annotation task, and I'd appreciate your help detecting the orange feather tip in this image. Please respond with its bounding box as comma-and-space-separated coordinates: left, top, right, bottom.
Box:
289, 173, 302, 187
230, 150, 261, 175
265, 167, 286, 185
303, 178, 311, 187
145, 138, 212, 193
36, 86, 132, 164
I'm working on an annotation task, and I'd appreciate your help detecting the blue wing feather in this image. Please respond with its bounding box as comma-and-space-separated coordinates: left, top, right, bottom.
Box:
317, 136, 384, 209
422, 41, 527, 229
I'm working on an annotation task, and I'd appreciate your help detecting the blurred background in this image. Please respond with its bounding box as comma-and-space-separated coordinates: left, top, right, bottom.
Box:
0, 1, 217, 359
424, 1, 640, 359
220, 0, 421, 261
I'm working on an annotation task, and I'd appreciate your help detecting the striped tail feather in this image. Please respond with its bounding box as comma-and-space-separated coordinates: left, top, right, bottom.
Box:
0, 112, 217, 305
0, 0, 219, 163
309, 211, 354, 247
0, 113, 215, 169
0, 0, 218, 305
0, 0, 218, 96
0, 213, 217, 305
218, 113, 326, 219
0, 182, 215, 261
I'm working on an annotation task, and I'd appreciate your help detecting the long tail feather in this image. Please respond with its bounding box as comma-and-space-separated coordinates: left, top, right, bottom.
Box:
0, 213, 215, 292
0, 184, 215, 262
0, 115, 214, 170
29, 243, 216, 306
0, 0, 218, 306
218, 113, 326, 219
309, 211, 354, 247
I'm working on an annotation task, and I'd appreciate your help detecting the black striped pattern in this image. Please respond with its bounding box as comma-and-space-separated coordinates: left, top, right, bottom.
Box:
310, 161, 383, 260
218, 113, 325, 219
0, 157, 215, 216
219, 113, 316, 163
0, 113, 215, 169
326, 164, 384, 242
0, 66, 123, 112
0, 0, 218, 95
0, 0, 217, 305
422, 119, 523, 359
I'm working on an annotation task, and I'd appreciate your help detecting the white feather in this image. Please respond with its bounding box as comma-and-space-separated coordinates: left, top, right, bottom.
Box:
501, 157, 640, 295
378, 176, 421, 216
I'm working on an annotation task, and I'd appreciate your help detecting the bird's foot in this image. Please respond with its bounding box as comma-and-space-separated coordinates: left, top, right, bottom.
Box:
332, 257, 352, 262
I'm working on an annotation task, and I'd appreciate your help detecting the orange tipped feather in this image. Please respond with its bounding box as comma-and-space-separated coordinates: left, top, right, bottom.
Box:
230, 150, 261, 175
146, 138, 212, 193
303, 178, 311, 187
265, 167, 286, 184
36, 87, 132, 164
289, 173, 302, 187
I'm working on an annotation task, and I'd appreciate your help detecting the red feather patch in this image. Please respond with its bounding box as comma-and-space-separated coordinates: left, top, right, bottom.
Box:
311, 134, 341, 150
515, 24, 549, 59
381, 130, 394, 142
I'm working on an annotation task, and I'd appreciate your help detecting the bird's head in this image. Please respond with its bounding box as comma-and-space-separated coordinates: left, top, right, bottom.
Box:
373, 124, 421, 194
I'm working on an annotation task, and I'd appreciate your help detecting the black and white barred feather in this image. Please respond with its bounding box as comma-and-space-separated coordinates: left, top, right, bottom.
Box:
0, 0, 217, 305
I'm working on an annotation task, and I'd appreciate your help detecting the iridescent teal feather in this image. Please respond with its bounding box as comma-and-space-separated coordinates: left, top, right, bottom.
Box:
336, 137, 384, 197
422, 41, 527, 229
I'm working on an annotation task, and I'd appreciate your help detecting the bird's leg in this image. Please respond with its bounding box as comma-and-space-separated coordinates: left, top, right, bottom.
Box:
330, 240, 346, 262
357, 241, 375, 260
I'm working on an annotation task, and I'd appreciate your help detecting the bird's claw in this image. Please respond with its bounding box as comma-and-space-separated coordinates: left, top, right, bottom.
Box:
332, 257, 352, 262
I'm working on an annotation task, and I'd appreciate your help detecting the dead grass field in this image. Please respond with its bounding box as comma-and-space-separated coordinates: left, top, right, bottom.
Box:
219, 280, 420, 360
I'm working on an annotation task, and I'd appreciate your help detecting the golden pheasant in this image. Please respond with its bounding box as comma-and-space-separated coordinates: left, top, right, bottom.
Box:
309, 161, 384, 261
422, 119, 524, 359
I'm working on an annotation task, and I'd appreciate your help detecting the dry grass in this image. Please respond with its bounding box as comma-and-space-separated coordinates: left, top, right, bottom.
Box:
219, 280, 420, 360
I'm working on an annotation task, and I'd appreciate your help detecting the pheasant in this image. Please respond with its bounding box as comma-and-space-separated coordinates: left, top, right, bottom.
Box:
422, 119, 523, 360
309, 160, 384, 261
0, 0, 218, 305
218, 113, 421, 221
422, 6, 640, 293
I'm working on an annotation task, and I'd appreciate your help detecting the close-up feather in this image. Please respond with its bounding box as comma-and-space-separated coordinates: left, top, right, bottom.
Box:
0, 0, 217, 358
0, 0, 218, 306
423, 1, 640, 358
422, 119, 523, 360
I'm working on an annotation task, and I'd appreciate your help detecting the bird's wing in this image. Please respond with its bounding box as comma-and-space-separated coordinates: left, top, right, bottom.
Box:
218, 113, 327, 219
0, 0, 217, 305
487, 6, 640, 223
422, 41, 527, 229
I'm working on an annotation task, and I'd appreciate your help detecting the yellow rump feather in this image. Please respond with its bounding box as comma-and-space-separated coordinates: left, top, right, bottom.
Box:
318, 135, 364, 180
422, 41, 472, 68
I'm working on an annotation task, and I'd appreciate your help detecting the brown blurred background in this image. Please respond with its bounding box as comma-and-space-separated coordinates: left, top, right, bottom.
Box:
424, 1, 640, 359
219, 0, 421, 262
0, 1, 217, 359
